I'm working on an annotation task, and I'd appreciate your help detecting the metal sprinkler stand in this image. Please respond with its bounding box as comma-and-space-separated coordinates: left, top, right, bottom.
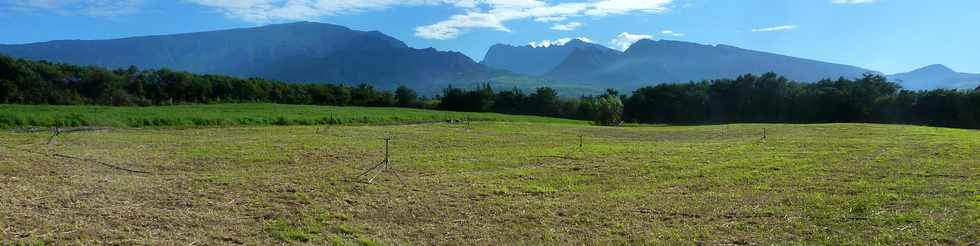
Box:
354, 137, 402, 184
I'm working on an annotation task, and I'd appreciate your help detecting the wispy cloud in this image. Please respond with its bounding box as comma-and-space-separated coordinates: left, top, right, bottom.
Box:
528, 37, 593, 48
610, 32, 653, 50
416, 0, 673, 40
186, 0, 452, 23
181, 0, 673, 40
551, 22, 582, 31
661, 30, 683, 37
751, 25, 798, 32
831, 0, 877, 4
4, 0, 143, 16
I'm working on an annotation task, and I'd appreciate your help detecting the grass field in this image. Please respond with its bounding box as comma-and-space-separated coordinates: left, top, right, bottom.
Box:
0, 104, 581, 128
0, 108, 978, 244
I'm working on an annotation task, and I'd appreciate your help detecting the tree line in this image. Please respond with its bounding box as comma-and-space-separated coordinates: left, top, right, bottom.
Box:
622, 73, 980, 129
1, 54, 978, 128
434, 73, 980, 129
438, 84, 624, 125
0, 55, 405, 107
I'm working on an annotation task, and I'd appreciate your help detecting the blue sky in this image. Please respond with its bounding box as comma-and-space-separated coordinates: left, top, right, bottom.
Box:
0, 0, 977, 74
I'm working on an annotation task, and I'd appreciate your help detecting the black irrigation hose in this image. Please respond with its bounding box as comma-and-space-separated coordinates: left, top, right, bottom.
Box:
52, 153, 152, 174
0, 143, 152, 174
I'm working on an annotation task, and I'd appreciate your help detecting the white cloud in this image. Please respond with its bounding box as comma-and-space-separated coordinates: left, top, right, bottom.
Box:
528, 37, 592, 48
4, 0, 142, 16
584, 0, 672, 16
187, 0, 455, 23
831, 0, 876, 4
416, 11, 511, 40
182, 0, 673, 40
534, 16, 567, 22
661, 30, 683, 37
610, 32, 653, 50
751, 25, 798, 32
551, 22, 582, 31
415, 0, 673, 40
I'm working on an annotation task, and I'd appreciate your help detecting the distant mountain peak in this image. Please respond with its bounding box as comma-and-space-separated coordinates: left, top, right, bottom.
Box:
913, 64, 955, 74
481, 39, 617, 76
258, 21, 349, 30
888, 64, 979, 90
628, 39, 706, 47
274, 21, 331, 25
520, 38, 606, 49
564, 38, 592, 46
624, 39, 716, 54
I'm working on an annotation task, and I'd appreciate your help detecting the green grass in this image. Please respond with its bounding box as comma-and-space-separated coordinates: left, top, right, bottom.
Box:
488, 75, 608, 96
0, 120, 977, 244
0, 103, 582, 128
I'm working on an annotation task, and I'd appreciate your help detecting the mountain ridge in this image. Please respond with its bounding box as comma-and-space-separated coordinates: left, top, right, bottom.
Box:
481, 38, 619, 76
544, 39, 879, 87
0, 21, 494, 93
888, 64, 980, 90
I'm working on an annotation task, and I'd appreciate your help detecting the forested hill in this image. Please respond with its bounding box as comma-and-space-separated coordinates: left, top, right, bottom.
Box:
2, 54, 978, 129
0, 22, 495, 93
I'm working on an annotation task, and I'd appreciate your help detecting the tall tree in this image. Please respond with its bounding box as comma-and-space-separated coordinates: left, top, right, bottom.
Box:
395, 85, 419, 108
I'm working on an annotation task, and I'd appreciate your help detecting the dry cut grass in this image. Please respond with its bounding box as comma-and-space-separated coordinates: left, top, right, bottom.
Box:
0, 122, 977, 244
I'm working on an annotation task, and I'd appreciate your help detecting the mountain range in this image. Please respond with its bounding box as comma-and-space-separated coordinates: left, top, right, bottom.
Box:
483, 39, 878, 88
0, 22, 493, 93
1, 21, 975, 94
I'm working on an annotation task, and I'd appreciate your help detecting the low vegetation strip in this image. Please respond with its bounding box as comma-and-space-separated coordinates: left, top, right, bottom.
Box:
0, 103, 583, 128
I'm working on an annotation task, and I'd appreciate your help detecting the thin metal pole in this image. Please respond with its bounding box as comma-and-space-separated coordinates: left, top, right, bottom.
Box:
385, 138, 390, 163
